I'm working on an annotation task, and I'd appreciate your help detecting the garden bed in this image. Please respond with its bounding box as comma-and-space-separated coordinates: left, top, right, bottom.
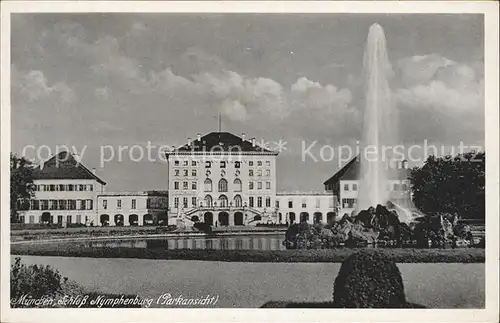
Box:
11, 243, 485, 263
11, 225, 287, 242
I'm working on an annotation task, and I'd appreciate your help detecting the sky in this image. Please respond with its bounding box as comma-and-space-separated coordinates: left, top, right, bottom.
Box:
11, 13, 485, 192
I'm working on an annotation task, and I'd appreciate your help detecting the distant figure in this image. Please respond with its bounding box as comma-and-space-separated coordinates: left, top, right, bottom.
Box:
215, 221, 218, 228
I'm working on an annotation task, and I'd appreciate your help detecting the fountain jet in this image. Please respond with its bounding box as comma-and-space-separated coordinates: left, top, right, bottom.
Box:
358, 23, 399, 211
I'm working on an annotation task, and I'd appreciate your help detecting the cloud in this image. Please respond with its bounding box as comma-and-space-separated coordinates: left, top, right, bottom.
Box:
16, 20, 356, 135
397, 79, 483, 112
221, 99, 247, 121
174, 47, 228, 75
13, 68, 75, 103
397, 54, 455, 86
88, 36, 148, 92
395, 54, 484, 143
291, 77, 352, 110
396, 54, 483, 112
94, 87, 111, 100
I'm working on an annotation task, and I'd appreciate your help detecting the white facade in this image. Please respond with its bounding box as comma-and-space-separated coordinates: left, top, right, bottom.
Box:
339, 179, 411, 216
96, 191, 168, 226
166, 132, 279, 226
276, 192, 337, 225
19, 178, 105, 226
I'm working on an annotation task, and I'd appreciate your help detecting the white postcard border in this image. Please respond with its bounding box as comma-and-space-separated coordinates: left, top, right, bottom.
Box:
1, 1, 498, 322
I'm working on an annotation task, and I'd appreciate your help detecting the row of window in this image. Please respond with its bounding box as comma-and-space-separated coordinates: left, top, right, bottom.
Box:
174, 195, 273, 209
173, 179, 272, 192
276, 198, 335, 209
173, 196, 334, 210
248, 196, 272, 208
101, 199, 167, 210
20, 199, 93, 211
173, 160, 271, 167
249, 169, 271, 177
342, 198, 357, 208
343, 183, 409, 191
174, 181, 199, 190
20, 214, 89, 224
173, 168, 272, 178
248, 181, 271, 190
343, 183, 358, 191
34, 184, 94, 192
174, 169, 198, 177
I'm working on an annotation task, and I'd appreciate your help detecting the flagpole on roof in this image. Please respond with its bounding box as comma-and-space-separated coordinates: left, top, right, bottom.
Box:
218, 112, 222, 132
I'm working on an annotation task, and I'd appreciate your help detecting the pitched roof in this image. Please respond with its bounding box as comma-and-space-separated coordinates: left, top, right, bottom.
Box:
323, 156, 359, 185
171, 132, 276, 153
324, 156, 410, 184
32, 151, 106, 185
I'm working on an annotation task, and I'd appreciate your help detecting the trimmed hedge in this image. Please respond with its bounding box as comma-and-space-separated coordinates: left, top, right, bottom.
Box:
333, 250, 406, 307
11, 243, 485, 263
11, 223, 63, 230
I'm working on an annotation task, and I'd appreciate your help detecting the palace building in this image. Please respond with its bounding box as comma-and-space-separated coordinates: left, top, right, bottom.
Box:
17, 132, 341, 228
165, 131, 340, 227
96, 191, 168, 226
18, 151, 106, 226
323, 156, 412, 216
276, 191, 337, 225
165, 132, 279, 226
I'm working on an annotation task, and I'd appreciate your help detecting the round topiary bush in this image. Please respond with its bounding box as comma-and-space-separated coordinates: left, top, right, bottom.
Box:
333, 250, 406, 308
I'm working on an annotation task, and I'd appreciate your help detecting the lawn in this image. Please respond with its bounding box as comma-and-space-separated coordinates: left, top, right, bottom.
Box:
12, 256, 485, 308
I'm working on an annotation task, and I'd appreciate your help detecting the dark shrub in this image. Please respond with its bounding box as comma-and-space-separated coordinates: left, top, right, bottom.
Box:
11, 257, 63, 307
66, 223, 87, 228
284, 224, 299, 249
193, 222, 213, 234
11, 223, 62, 230
156, 225, 177, 233
11, 257, 143, 308
333, 250, 407, 308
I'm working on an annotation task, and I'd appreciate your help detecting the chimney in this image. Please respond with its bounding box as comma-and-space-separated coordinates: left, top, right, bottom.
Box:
241, 133, 246, 141
92, 168, 97, 175
39, 159, 44, 171
197, 133, 201, 141
187, 137, 192, 146
251, 137, 256, 147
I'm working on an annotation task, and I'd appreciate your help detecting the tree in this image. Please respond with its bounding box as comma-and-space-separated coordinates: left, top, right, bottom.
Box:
410, 151, 485, 219
10, 153, 35, 223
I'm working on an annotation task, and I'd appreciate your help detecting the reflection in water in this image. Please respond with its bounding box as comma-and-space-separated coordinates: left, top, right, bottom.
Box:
80, 234, 286, 251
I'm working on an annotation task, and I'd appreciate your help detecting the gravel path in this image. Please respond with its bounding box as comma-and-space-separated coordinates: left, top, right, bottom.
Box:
12, 256, 484, 308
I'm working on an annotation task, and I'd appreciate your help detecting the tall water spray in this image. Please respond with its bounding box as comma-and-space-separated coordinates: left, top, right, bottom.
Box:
357, 23, 399, 211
